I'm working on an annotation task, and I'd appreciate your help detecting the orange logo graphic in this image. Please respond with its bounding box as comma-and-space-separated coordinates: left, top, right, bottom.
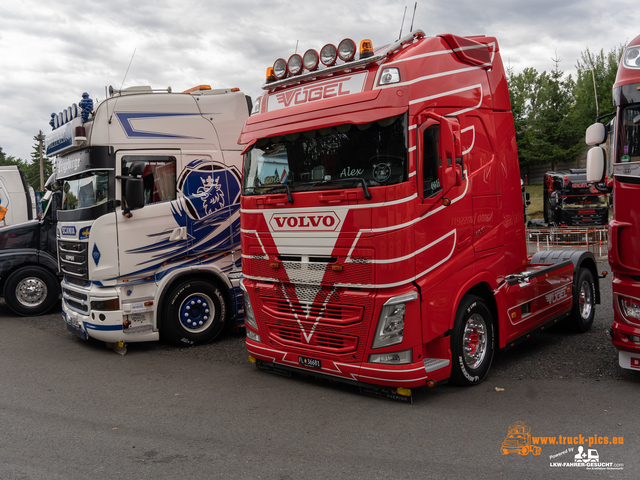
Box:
501, 422, 542, 456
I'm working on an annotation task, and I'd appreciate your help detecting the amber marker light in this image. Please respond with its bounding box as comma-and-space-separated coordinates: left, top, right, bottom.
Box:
443, 198, 452, 206
331, 265, 343, 272
183, 85, 212, 93
360, 39, 374, 59
270, 262, 280, 269
266, 67, 276, 83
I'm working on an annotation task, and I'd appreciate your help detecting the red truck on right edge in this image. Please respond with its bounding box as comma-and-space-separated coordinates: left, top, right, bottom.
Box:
239, 30, 601, 402
587, 34, 640, 372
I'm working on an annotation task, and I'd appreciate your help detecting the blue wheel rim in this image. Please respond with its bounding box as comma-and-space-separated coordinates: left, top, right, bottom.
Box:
179, 293, 215, 333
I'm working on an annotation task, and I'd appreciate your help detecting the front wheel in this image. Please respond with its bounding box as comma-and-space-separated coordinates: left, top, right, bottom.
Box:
569, 268, 595, 333
161, 280, 228, 346
449, 295, 495, 386
3, 266, 60, 316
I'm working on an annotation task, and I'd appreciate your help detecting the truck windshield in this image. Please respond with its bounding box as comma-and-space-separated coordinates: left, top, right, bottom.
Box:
562, 195, 608, 208
243, 114, 407, 195
61, 171, 109, 211
619, 105, 640, 163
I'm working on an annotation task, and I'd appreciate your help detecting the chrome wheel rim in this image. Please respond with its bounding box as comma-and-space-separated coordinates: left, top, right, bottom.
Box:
463, 313, 487, 369
15, 277, 48, 307
579, 280, 593, 319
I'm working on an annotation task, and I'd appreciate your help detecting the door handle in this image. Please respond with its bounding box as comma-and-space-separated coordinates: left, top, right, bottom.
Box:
169, 227, 187, 241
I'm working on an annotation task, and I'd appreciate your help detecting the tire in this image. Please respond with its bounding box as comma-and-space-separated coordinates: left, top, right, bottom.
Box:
161, 280, 228, 346
3, 266, 60, 316
450, 295, 495, 386
569, 268, 595, 333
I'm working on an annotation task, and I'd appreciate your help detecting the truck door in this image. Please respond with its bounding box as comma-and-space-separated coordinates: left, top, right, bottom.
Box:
178, 153, 242, 261
117, 151, 186, 281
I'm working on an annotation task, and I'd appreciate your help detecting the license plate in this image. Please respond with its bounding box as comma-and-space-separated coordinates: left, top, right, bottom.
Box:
619, 350, 640, 370
299, 356, 321, 369
66, 322, 88, 340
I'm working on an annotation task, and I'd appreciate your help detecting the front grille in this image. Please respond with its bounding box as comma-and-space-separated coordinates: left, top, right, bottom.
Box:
261, 297, 362, 325
267, 324, 358, 354
65, 276, 91, 287
64, 288, 87, 301
255, 283, 374, 362
65, 298, 88, 312
59, 241, 89, 280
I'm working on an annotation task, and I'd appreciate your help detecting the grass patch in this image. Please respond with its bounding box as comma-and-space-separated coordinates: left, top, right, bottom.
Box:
525, 184, 544, 220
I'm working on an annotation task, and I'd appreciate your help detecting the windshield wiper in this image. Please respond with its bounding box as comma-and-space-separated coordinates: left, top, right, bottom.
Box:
296, 178, 372, 201
244, 184, 293, 204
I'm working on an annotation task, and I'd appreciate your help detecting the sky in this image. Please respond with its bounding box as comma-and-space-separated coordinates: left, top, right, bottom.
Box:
0, 0, 638, 162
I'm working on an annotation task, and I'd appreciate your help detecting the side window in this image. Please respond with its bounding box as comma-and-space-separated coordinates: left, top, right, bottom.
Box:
423, 126, 442, 197
122, 156, 177, 206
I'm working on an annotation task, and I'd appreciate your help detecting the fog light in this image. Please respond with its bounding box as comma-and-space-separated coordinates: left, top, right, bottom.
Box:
246, 329, 262, 343
619, 296, 640, 325
630, 335, 640, 343
369, 349, 412, 364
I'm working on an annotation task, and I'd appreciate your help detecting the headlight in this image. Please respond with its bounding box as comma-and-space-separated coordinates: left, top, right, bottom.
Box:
303, 49, 319, 71
619, 296, 640, 326
320, 44, 337, 66
91, 298, 120, 311
288, 54, 303, 75
624, 46, 640, 68
273, 58, 287, 79
338, 38, 356, 62
379, 68, 400, 85
369, 349, 412, 364
372, 291, 418, 349
240, 279, 258, 330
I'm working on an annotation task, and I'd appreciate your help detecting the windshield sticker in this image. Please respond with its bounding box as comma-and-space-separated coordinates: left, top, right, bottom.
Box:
372, 164, 391, 182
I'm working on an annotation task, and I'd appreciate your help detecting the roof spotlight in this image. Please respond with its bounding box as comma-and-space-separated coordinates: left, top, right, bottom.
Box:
303, 49, 319, 71
320, 44, 337, 66
288, 54, 303, 75
338, 38, 356, 62
273, 58, 288, 79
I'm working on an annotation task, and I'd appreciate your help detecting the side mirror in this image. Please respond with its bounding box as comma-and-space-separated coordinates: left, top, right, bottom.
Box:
125, 178, 145, 211
586, 147, 606, 183
549, 197, 557, 208
585, 123, 606, 146
438, 117, 457, 194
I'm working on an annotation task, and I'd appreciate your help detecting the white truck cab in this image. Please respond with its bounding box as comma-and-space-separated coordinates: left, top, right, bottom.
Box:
45, 85, 250, 346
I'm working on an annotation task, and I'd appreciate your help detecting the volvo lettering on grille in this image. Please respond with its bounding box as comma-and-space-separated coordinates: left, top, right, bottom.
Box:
269, 211, 341, 232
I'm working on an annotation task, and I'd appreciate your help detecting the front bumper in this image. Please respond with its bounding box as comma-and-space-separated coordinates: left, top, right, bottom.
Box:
62, 283, 159, 343
246, 339, 451, 388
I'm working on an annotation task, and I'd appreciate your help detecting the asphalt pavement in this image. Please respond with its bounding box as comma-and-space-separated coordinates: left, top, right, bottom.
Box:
0, 261, 637, 479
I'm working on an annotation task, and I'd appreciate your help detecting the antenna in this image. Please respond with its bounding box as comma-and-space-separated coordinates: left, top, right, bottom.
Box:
587, 51, 600, 118
295, 40, 299, 54
398, 6, 407, 41
109, 48, 137, 124
409, 2, 417, 32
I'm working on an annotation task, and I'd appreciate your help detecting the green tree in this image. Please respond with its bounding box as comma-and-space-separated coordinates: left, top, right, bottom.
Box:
574, 45, 624, 129
508, 58, 584, 174
23, 131, 53, 190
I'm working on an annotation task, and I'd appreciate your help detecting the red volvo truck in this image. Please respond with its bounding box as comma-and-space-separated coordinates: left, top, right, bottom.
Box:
586, 34, 640, 372
240, 31, 600, 401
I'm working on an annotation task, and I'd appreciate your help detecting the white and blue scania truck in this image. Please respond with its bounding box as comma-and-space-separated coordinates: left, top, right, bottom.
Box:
45, 85, 250, 347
